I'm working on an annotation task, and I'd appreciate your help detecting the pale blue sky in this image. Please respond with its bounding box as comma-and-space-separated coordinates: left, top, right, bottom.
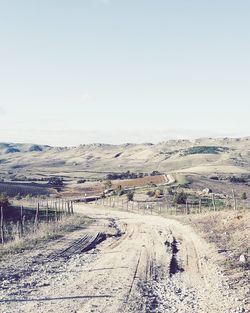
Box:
0, 0, 249, 145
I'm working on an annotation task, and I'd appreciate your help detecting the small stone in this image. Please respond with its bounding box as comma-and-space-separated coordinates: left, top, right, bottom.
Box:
239, 254, 246, 263
1, 280, 10, 287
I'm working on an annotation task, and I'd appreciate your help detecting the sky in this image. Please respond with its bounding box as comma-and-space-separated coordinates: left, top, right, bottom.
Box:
0, 0, 249, 145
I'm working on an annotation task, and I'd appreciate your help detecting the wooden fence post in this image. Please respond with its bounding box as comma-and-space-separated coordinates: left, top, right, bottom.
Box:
20, 206, 24, 237
55, 202, 58, 222
17, 221, 21, 238
22, 215, 26, 235
34, 202, 39, 227
212, 194, 216, 211
0, 206, 4, 244
46, 203, 49, 223
232, 189, 237, 210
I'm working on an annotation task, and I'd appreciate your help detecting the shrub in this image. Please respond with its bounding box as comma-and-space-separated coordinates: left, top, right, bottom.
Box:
77, 179, 86, 184
127, 191, 134, 201
48, 177, 64, 187
167, 187, 174, 195
241, 192, 247, 200
147, 190, 155, 197
174, 191, 188, 204
229, 176, 246, 184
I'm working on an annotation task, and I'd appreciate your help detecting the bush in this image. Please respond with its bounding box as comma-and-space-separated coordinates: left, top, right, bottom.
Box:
174, 191, 188, 204
77, 179, 86, 184
147, 190, 155, 197
150, 171, 162, 176
167, 187, 174, 195
127, 191, 134, 201
241, 192, 247, 200
48, 177, 64, 187
229, 176, 246, 184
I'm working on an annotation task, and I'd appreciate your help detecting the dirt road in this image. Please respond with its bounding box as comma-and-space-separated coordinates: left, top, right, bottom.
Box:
0, 204, 245, 313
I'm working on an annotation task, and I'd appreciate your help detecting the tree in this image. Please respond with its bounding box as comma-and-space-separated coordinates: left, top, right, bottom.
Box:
241, 192, 247, 200
174, 191, 188, 204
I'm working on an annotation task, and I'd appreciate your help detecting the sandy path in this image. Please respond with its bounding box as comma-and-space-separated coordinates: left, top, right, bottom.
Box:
0, 204, 240, 313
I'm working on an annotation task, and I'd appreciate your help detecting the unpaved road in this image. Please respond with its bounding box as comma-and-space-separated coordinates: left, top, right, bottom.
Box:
0, 204, 247, 313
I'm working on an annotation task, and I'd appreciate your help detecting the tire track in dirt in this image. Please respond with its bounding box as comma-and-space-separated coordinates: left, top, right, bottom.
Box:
0, 205, 244, 313
48, 233, 107, 261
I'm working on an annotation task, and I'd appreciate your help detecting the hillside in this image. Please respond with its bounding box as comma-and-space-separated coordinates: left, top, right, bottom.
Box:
0, 137, 249, 180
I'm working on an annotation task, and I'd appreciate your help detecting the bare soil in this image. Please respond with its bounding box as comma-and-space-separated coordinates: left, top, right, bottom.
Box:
0, 205, 248, 313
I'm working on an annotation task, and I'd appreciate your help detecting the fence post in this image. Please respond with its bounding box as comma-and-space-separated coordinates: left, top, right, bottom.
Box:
55, 202, 58, 222
20, 206, 24, 237
0, 206, 4, 244
232, 189, 237, 210
212, 194, 216, 211
166, 198, 169, 214
46, 203, 49, 223
34, 202, 39, 227
17, 221, 21, 239
22, 214, 26, 235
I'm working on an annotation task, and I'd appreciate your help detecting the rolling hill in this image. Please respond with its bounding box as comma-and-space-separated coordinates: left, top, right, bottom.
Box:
0, 137, 249, 180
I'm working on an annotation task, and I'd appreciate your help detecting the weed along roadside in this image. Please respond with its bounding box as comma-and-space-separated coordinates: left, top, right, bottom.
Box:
0, 196, 93, 257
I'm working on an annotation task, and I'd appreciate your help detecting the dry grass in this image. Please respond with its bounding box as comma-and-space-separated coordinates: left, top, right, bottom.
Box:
175, 209, 250, 292
186, 210, 250, 261
0, 214, 92, 259
179, 210, 249, 265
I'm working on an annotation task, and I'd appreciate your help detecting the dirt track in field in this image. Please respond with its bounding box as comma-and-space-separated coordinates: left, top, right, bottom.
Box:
0, 204, 246, 313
